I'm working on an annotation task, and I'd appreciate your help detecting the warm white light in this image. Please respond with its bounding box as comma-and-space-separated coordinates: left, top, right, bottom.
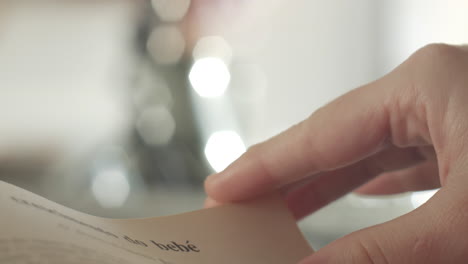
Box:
189, 57, 231, 98
92, 169, 130, 208
204, 131, 246, 172
411, 189, 438, 208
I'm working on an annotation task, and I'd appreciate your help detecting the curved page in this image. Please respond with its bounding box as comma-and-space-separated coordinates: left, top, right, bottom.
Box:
0, 181, 312, 264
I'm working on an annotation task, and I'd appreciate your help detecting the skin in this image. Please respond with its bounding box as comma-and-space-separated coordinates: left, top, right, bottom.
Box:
204, 44, 468, 263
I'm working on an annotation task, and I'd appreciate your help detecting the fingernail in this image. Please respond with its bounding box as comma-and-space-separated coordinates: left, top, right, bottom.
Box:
205, 173, 218, 182
204, 174, 219, 188
205, 172, 227, 188
203, 197, 219, 208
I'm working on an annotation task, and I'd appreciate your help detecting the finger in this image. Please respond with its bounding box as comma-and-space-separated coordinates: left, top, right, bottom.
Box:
280, 145, 434, 196
285, 146, 425, 219
203, 197, 222, 208
355, 161, 440, 195
299, 187, 468, 264
206, 74, 410, 202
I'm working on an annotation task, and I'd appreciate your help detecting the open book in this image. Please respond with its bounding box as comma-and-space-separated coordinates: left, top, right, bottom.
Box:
0, 181, 312, 263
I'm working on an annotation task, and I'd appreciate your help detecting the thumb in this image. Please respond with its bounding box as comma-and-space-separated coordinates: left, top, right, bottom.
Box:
299, 187, 468, 264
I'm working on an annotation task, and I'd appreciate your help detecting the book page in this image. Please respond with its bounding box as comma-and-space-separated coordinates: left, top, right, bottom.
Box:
0, 181, 313, 264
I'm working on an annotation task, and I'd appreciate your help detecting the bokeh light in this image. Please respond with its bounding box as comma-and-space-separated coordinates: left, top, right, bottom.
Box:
136, 106, 176, 146
133, 70, 173, 110
151, 0, 191, 22
192, 36, 233, 64
92, 168, 130, 208
204, 130, 246, 172
147, 25, 186, 65
189, 57, 231, 98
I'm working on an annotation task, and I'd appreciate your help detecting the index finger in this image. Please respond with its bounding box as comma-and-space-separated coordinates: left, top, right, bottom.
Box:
205, 67, 411, 202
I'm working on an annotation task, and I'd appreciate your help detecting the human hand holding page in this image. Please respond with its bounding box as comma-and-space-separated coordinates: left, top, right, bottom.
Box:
0, 181, 313, 263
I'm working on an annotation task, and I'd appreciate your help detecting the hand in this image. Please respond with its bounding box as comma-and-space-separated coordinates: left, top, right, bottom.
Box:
204, 44, 468, 263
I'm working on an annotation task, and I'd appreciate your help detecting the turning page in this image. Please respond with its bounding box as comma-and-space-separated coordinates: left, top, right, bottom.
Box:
0, 181, 312, 263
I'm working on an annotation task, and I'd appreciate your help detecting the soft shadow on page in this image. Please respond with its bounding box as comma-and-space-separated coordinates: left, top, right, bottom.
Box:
0, 181, 313, 264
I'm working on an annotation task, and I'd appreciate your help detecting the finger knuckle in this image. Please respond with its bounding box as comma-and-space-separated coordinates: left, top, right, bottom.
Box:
412, 199, 468, 262
411, 232, 437, 261
411, 43, 459, 66
408, 44, 467, 80
346, 238, 390, 264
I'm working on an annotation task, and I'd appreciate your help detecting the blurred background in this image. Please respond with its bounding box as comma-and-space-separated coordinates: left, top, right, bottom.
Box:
0, 0, 467, 249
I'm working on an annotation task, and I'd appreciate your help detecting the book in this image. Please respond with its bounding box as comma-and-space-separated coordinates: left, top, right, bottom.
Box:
0, 181, 313, 263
